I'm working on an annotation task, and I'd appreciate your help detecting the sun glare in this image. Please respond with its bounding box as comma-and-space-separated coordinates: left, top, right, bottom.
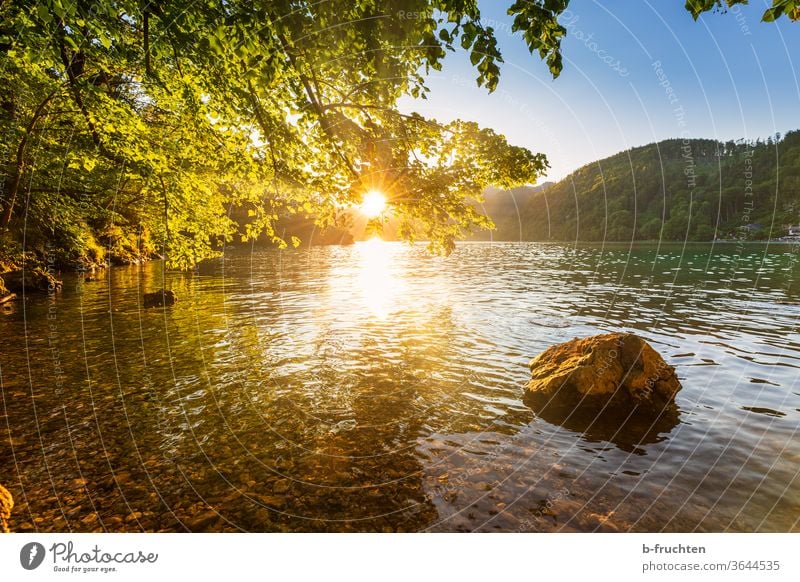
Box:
359, 190, 387, 218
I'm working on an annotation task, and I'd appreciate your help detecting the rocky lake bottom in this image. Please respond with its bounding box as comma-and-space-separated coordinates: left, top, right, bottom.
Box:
1, 242, 799, 532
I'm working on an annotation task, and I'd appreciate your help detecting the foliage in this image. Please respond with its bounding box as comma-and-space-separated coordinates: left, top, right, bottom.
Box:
0, 1, 795, 269
685, 0, 800, 22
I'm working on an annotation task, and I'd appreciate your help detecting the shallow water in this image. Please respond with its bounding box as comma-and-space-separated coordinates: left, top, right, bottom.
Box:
1, 241, 799, 532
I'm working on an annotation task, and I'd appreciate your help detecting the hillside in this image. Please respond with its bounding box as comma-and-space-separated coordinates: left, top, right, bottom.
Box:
469, 183, 554, 241
483, 131, 800, 241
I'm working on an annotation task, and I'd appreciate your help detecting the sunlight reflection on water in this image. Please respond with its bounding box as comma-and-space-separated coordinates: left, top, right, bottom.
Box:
1, 242, 799, 532
354, 238, 403, 320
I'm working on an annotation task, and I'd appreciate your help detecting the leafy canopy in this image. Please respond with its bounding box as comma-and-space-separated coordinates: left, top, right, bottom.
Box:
0, 1, 794, 268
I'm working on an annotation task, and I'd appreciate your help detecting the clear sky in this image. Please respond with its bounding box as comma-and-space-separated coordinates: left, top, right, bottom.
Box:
398, 0, 800, 183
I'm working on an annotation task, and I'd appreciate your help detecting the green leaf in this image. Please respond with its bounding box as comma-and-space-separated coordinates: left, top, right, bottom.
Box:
36, 4, 52, 23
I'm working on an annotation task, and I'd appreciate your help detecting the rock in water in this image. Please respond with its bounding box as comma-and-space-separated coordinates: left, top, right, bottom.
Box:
0, 483, 13, 533
1, 268, 62, 293
525, 332, 681, 413
143, 289, 176, 308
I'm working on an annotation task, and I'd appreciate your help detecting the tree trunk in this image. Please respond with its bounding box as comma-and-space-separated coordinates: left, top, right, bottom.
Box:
0, 90, 58, 228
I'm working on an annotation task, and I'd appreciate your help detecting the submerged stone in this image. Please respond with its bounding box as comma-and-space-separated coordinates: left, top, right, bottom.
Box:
143, 289, 176, 308
1, 268, 62, 293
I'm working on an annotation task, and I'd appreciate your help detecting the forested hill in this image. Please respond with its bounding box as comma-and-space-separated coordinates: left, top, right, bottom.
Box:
469, 183, 553, 241
483, 131, 800, 242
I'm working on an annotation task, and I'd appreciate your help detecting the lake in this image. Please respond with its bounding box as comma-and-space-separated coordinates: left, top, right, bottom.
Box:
1, 241, 799, 532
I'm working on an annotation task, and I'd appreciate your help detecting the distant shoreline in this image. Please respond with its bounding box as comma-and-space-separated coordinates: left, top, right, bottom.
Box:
460, 239, 800, 245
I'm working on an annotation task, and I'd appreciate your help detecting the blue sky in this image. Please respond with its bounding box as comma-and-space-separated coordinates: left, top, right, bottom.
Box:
398, 0, 800, 183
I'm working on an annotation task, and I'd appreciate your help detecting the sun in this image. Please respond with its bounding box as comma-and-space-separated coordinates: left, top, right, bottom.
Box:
359, 190, 387, 218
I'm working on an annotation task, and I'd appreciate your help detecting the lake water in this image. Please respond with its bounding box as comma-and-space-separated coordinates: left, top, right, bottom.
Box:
1, 241, 799, 532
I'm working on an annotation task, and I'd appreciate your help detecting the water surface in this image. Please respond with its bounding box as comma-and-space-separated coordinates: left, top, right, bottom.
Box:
1, 241, 799, 532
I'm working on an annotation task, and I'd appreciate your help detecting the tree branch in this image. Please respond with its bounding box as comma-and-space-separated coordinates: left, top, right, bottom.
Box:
0, 88, 60, 228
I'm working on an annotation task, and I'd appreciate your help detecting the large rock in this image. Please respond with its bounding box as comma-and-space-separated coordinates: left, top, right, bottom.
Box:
1, 268, 62, 293
143, 289, 176, 308
524, 333, 682, 450
526, 333, 681, 412
0, 483, 12, 533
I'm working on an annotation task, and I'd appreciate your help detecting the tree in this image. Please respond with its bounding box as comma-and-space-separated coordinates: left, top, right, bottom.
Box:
1, 1, 796, 269
685, 0, 800, 22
